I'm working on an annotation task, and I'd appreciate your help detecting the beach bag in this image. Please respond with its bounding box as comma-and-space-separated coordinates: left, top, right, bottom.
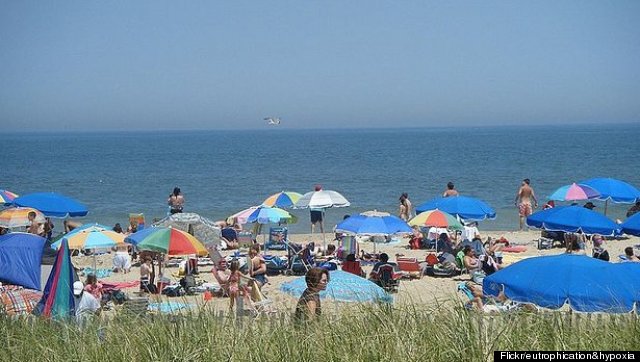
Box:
162, 285, 185, 297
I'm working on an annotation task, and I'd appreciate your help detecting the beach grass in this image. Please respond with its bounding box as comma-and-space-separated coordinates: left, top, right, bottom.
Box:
1, 304, 638, 362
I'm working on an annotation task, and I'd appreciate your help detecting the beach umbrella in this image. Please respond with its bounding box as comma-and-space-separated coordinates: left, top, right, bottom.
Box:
0, 207, 46, 228
621, 212, 640, 236
51, 226, 126, 250
126, 227, 208, 256
34, 239, 76, 320
280, 270, 393, 303
483, 254, 640, 313
580, 178, 640, 215
526, 205, 621, 236
415, 196, 496, 221
0, 190, 19, 205
13, 192, 88, 218
246, 206, 295, 224
294, 189, 350, 248
409, 210, 464, 231
548, 183, 600, 202
154, 212, 222, 248
262, 191, 303, 208
0, 233, 46, 290
335, 211, 412, 253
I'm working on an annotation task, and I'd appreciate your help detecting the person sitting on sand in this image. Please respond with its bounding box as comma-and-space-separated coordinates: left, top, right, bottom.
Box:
294, 267, 329, 322
443, 182, 459, 197
591, 234, 609, 262
112, 223, 123, 233
464, 282, 512, 313
83, 274, 103, 302
437, 233, 456, 255
63, 220, 82, 233
247, 244, 268, 288
369, 253, 400, 283
27, 211, 43, 235
113, 243, 132, 274
564, 233, 586, 254
623, 247, 640, 262
73, 281, 100, 325
409, 225, 423, 250
139, 257, 156, 293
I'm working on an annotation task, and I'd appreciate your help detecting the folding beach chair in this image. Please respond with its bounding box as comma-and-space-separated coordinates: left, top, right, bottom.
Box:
265, 227, 287, 250
338, 235, 359, 260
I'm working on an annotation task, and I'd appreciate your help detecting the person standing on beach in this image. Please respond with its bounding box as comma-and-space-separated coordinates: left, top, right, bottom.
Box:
515, 178, 538, 231
398, 193, 413, 221
310, 185, 324, 234
167, 187, 185, 214
443, 182, 459, 197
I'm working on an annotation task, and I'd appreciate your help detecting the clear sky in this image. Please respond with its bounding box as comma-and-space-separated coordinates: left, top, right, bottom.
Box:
1, 1, 639, 131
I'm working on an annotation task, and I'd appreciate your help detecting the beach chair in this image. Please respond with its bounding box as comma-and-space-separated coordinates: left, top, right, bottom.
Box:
338, 235, 359, 260
397, 257, 422, 279
285, 242, 315, 276
342, 260, 365, 277
264, 227, 287, 250
122, 295, 149, 317
237, 231, 254, 249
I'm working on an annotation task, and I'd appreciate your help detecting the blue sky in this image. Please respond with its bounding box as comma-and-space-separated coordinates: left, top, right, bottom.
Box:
1, 1, 639, 131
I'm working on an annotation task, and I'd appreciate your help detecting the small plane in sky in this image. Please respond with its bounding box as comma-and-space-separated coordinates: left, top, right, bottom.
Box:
264, 117, 281, 125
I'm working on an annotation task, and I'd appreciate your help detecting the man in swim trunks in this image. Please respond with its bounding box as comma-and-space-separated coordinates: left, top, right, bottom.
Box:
515, 178, 538, 231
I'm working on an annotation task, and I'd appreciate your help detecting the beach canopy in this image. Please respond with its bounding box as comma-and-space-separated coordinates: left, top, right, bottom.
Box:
335, 211, 412, 236
0, 233, 45, 290
484, 254, 640, 313
13, 192, 88, 218
262, 191, 302, 208
548, 183, 600, 202
154, 213, 222, 247
409, 209, 464, 231
622, 212, 640, 236
126, 227, 208, 256
294, 190, 350, 209
526, 205, 621, 236
34, 239, 76, 319
0, 207, 46, 228
415, 196, 496, 221
280, 270, 393, 303
580, 178, 640, 204
0, 189, 19, 205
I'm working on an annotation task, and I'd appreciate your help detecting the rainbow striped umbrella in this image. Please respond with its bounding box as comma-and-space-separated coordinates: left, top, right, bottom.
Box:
52, 224, 126, 250
127, 227, 208, 256
231, 205, 295, 225
409, 209, 464, 231
0, 207, 46, 228
35, 239, 76, 320
549, 183, 601, 201
0, 190, 18, 204
262, 191, 302, 208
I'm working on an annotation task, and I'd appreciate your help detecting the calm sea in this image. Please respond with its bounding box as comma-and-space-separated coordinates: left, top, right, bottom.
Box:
2, 124, 639, 233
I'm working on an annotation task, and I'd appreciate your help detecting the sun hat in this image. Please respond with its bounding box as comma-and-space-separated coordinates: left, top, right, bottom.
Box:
73, 281, 84, 296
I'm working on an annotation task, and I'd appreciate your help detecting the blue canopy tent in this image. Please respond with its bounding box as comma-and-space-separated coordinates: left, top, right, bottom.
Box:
526, 205, 621, 236
0, 233, 46, 290
581, 178, 640, 215
484, 254, 640, 313
335, 211, 412, 253
415, 196, 496, 221
622, 212, 640, 236
13, 192, 88, 218
280, 270, 393, 303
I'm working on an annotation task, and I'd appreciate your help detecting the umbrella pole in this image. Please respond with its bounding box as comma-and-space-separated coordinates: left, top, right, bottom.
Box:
322, 210, 326, 252
604, 200, 608, 216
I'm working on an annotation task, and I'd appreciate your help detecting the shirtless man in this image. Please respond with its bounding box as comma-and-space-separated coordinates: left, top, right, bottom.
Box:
167, 187, 185, 214
515, 178, 538, 231
443, 182, 459, 197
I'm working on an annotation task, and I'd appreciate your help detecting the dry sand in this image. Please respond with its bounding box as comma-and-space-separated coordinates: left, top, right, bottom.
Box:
71, 230, 640, 314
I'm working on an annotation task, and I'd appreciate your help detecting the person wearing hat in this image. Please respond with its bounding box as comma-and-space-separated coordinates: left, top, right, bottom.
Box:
583, 202, 596, 210
591, 234, 609, 261
73, 281, 100, 324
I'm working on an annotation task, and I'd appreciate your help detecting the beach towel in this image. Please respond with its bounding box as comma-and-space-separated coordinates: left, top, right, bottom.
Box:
148, 302, 194, 314
0, 288, 42, 316
82, 267, 112, 279
101, 280, 140, 292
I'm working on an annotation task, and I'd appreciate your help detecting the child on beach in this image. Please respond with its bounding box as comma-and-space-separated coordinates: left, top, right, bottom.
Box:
213, 260, 251, 312
84, 274, 103, 302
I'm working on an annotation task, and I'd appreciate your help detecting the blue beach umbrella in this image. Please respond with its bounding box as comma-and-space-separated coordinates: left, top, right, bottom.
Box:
526, 205, 621, 236
484, 254, 640, 313
335, 211, 412, 236
13, 192, 88, 218
580, 178, 640, 204
280, 270, 393, 303
415, 196, 496, 221
622, 212, 640, 236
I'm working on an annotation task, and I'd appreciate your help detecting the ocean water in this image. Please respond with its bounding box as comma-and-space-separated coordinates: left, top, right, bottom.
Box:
2, 124, 639, 233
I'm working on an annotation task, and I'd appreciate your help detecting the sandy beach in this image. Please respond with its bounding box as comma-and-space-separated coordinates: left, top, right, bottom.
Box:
69, 229, 640, 315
